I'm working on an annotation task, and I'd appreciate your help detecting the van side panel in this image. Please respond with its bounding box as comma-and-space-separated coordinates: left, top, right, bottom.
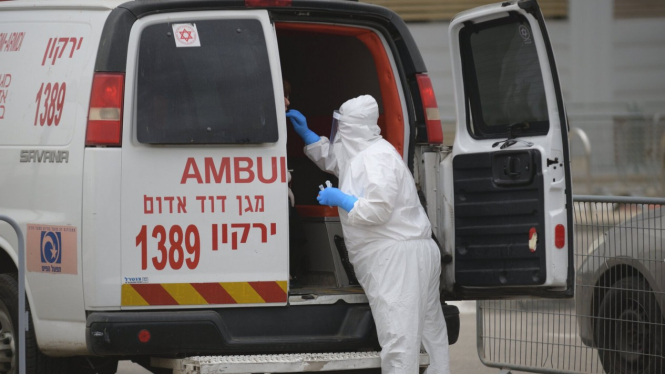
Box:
82, 148, 122, 309
0, 8, 111, 355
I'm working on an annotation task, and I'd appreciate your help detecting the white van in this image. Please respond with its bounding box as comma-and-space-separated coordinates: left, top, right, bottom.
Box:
0, 0, 573, 372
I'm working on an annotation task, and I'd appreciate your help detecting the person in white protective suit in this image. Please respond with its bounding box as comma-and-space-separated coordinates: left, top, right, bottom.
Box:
286, 95, 451, 374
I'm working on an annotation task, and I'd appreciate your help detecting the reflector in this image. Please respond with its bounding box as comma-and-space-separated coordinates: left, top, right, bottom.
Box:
138, 329, 151, 343
555, 224, 565, 249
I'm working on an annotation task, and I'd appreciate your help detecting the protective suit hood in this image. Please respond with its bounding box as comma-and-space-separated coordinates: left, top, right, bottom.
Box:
334, 95, 382, 167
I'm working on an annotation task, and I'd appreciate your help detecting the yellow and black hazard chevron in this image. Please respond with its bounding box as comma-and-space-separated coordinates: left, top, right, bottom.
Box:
121, 281, 287, 306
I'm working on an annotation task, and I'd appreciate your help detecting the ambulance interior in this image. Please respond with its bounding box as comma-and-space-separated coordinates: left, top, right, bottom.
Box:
276, 23, 406, 294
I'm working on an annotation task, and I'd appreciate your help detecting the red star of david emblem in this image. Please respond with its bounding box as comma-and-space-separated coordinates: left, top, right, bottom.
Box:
179, 28, 194, 43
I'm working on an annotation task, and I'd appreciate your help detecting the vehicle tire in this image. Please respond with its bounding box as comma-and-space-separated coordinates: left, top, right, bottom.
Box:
0, 274, 17, 374
595, 276, 664, 374
0, 273, 75, 374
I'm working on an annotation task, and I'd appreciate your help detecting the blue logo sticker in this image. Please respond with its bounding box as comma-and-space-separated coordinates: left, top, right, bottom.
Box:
40, 231, 61, 264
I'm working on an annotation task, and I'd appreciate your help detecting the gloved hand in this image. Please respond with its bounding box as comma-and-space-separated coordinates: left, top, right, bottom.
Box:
286, 109, 320, 145
317, 187, 358, 212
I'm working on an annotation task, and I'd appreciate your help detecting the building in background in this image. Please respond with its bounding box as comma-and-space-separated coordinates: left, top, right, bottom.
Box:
364, 0, 665, 196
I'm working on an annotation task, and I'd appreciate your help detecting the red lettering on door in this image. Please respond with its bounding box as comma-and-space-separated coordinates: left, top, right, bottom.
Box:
181, 157, 203, 184
234, 157, 255, 183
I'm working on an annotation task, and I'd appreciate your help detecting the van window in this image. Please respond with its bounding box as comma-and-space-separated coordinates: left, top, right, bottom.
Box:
136, 19, 277, 144
460, 15, 549, 138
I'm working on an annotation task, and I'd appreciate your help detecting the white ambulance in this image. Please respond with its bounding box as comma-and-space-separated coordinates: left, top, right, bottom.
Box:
0, 0, 573, 373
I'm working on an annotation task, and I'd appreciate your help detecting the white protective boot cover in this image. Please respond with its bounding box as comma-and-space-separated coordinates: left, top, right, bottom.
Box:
304, 95, 451, 374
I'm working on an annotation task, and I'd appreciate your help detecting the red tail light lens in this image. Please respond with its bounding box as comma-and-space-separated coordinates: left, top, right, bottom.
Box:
555, 224, 565, 249
86, 73, 124, 146
245, 0, 292, 6
415, 74, 443, 144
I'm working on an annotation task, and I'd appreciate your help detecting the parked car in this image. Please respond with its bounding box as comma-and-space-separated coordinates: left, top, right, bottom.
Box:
577, 205, 664, 374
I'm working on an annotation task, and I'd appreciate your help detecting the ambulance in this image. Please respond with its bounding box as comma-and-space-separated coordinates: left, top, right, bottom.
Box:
0, 0, 573, 372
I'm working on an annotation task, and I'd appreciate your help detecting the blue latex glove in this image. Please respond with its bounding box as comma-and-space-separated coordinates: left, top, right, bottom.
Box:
317, 187, 358, 213
286, 109, 320, 145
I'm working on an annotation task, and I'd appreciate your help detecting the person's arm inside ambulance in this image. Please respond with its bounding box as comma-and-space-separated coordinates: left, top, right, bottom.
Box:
286, 110, 339, 177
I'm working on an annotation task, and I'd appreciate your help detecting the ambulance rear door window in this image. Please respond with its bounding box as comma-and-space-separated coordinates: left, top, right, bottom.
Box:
460, 14, 549, 138
136, 19, 278, 144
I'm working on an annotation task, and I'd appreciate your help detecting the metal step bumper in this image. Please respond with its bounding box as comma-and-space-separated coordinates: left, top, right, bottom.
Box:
152, 351, 430, 374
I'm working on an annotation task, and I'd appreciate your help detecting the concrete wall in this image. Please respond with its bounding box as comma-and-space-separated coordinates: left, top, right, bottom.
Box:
613, 18, 665, 105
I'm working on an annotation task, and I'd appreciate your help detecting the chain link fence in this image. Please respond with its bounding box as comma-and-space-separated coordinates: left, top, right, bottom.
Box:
477, 196, 665, 374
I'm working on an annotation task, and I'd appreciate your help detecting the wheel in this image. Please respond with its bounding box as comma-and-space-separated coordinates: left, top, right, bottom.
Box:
0, 274, 17, 374
0, 273, 77, 374
595, 276, 665, 374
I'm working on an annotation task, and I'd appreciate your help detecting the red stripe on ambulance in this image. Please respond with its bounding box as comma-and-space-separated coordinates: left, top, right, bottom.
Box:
131, 284, 179, 305
248, 281, 287, 303
191, 282, 237, 304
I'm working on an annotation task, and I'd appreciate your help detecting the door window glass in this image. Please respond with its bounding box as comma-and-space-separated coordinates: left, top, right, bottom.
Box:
137, 19, 277, 144
460, 15, 549, 138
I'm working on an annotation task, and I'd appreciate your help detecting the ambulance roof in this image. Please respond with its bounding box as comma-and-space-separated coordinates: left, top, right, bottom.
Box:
0, 0, 127, 11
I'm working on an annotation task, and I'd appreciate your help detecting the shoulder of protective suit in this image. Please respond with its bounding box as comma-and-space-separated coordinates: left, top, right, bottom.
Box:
371, 138, 400, 153
358, 140, 403, 165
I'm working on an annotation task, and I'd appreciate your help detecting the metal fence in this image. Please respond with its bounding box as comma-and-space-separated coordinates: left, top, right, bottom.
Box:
477, 195, 665, 374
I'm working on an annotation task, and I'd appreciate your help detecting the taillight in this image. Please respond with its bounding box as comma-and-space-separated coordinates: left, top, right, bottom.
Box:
415, 74, 443, 144
86, 73, 124, 146
555, 224, 566, 249
245, 0, 292, 6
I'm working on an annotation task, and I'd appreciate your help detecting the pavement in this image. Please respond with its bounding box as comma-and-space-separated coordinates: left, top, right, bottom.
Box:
117, 361, 150, 374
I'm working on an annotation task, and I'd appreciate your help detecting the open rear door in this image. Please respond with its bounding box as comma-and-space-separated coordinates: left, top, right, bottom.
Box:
119, 10, 289, 309
442, 0, 573, 299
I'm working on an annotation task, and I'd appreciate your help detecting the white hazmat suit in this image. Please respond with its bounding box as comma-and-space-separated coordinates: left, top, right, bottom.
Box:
304, 95, 451, 374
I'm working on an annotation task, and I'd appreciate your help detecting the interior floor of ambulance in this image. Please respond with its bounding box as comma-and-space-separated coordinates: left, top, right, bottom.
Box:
277, 23, 406, 298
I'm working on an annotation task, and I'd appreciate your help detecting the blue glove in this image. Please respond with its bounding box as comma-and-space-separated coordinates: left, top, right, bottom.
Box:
317, 187, 358, 213
286, 109, 320, 145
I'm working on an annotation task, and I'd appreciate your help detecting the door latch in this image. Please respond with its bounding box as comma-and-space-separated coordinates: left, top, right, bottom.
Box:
505, 156, 521, 177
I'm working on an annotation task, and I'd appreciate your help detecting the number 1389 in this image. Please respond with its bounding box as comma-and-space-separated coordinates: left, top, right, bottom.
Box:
135, 225, 200, 270
34, 82, 66, 126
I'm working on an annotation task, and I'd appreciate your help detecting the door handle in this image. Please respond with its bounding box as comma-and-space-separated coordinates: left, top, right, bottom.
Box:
505, 157, 521, 177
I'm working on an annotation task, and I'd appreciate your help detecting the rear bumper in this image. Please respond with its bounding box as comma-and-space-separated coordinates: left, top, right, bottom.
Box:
87, 302, 379, 356
87, 301, 461, 356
